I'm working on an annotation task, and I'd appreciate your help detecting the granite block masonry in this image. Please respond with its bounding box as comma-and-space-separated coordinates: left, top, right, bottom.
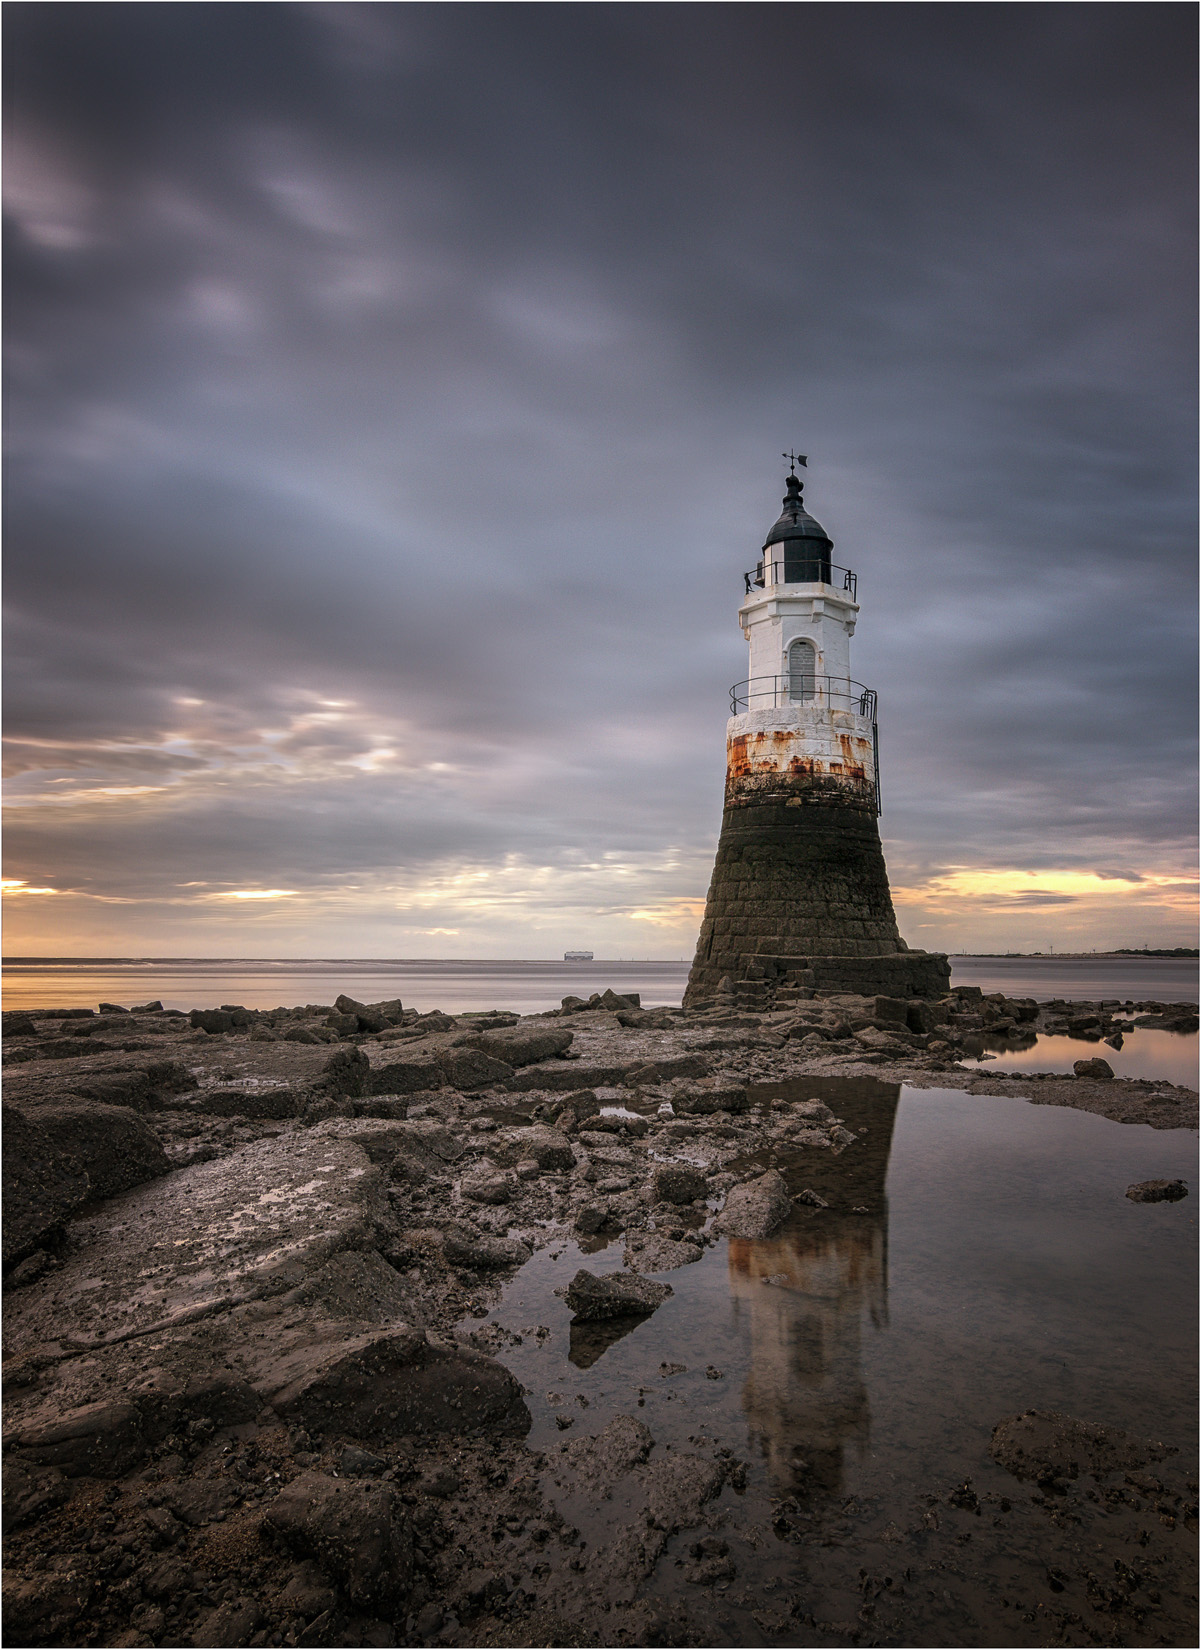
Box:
685, 461, 949, 1007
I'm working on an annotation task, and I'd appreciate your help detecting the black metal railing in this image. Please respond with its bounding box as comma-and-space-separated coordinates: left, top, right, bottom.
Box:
729, 675, 878, 719
743, 560, 857, 599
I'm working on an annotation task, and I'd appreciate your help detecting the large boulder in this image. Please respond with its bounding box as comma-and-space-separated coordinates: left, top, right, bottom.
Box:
3, 1100, 170, 1263
671, 1082, 748, 1116
258, 1326, 532, 1440
651, 1165, 708, 1205
365, 1054, 446, 1095
715, 1169, 792, 1240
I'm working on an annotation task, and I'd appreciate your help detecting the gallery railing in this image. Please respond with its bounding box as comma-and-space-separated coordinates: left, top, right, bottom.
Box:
729, 675, 878, 719
743, 561, 858, 598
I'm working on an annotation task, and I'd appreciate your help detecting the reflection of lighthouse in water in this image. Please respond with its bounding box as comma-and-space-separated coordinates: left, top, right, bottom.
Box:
727, 1082, 899, 1495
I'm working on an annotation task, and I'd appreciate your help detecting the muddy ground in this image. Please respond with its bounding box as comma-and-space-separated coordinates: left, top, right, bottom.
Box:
3, 985, 1197, 1648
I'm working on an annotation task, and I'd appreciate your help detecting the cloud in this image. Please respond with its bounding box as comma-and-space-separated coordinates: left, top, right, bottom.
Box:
3, 5, 1194, 955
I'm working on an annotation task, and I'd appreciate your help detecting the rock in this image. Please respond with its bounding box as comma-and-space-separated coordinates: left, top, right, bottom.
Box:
562, 1269, 673, 1320
624, 1234, 703, 1273
334, 994, 389, 1033
795, 1187, 830, 1208
671, 1082, 748, 1116
5, 1250, 54, 1288
1, 1457, 70, 1529
460, 1169, 513, 1205
574, 1203, 610, 1235
715, 1169, 792, 1239
260, 1327, 531, 1441
435, 1047, 514, 1091
600, 989, 640, 1010
442, 1223, 531, 1269
1, 1130, 389, 1353
264, 1471, 414, 1610
190, 1008, 235, 1034
338, 1444, 387, 1476
990, 1409, 1175, 1485
651, 1165, 707, 1205
872, 995, 909, 1024
3, 1014, 38, 1037
1126, 1179, 1188, 1203
324, 1046, 371, 1096
187, 1086, 305, 1119
2, 1099, 170, 1263
560, 1414, 654, 1488
2, 1567, 92, 1642
1073, 1057, 1114, 1078
284, 1027, 323, 1044
190, 1600, 261, 1647
454, 1026, 574, 1067
7, 1397, 148, 1477
519, 1126, 577, 1171
366, 1054, 446, 1095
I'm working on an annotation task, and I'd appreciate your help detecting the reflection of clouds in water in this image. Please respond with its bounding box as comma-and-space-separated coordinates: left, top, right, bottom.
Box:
729, 1081, 899, 1495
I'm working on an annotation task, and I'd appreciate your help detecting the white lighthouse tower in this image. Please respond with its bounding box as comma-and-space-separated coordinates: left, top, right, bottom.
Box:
684, 457, 949, 1008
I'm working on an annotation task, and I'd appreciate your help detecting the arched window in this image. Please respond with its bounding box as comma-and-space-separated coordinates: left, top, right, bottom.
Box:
788, 639, 816, 702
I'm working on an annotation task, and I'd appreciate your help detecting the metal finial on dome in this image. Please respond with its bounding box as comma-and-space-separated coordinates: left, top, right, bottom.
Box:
782, 450, 807, 476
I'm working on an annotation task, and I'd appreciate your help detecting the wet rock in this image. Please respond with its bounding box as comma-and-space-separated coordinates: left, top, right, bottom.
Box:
561, 1413, 654, 1486
519, 1126, 577, 1171
259, 1325, 531, 1439
573, 1203, 610, 1236
990, 1408, 1175, 1485
1126, 1178, 1188, 1203
795, 1187, 830, 1208
460, 1168, 514, 1205
624, 1233, 703, 1273
3, 1013, 38, 1037
651, 1164, 707, 1205
2, 1099, 169, 1263
1073, 1057, 1114, 1079
453, 1025, 575, 1067
441, 1223, 531, 1269
435, 1047, 514, 1091
715, 1169, 792, 1239
671, 1081, 748, 1116
264, 1471, 414, 1610
2, 1130, 388, 1351
561, 1269, 673, 1320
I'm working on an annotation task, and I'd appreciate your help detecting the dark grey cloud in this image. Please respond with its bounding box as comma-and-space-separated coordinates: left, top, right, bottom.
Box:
4, 2, 1195, 951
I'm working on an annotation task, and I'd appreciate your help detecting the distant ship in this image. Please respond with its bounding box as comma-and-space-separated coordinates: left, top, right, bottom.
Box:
563, 950, 594, 961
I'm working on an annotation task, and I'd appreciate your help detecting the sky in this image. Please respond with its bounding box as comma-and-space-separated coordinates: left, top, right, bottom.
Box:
3, 2, 1196, 959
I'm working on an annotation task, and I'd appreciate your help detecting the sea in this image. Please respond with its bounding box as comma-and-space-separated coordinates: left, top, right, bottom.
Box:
2, 953, 1195, 1014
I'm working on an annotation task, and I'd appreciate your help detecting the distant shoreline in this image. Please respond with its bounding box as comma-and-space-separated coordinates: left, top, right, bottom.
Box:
3, 952, 1198, 966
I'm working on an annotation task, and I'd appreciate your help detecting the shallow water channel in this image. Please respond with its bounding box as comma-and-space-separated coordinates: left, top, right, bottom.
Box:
461, 1080, 1197, 1644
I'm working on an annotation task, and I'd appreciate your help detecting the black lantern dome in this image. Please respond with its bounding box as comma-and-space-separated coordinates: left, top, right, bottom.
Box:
763, 472, 833, 583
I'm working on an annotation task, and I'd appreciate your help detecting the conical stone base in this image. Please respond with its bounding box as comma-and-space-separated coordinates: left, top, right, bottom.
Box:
685, 777, 949, 1007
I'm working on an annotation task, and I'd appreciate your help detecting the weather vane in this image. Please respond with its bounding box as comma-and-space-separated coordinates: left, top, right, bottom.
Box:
782, 450, 807, 475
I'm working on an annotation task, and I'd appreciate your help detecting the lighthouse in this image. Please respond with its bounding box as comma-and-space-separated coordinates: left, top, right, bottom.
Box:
684, 459, 950, 1009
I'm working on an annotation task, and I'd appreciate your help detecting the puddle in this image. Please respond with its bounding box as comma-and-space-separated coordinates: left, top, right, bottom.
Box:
460, 1079, 1197, 1643
957, 1025, 1198, 1086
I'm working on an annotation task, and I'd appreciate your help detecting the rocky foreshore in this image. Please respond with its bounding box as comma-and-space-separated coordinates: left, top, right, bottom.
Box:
3, 985, 1196, 1648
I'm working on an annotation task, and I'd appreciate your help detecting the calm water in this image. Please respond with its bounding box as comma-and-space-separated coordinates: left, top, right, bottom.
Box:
473, 1080, 1198, 1641
2, 954, 1196, 1014
958, 1027, 1199, 1088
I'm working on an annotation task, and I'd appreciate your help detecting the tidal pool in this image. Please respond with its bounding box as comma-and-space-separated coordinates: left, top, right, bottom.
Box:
465, 1080, 1198, 1645
957, 1025, 1198, 1087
